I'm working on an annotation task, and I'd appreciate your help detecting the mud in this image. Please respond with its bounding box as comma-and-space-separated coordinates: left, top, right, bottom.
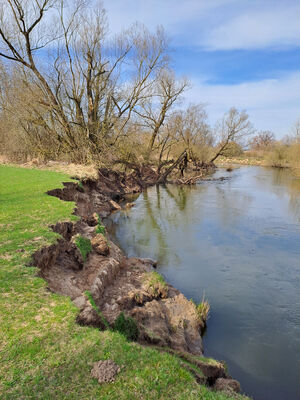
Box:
31, 167, 241, 393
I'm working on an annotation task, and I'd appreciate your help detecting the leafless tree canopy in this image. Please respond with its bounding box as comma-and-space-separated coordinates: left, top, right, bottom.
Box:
210, 107, 254, 162
0, 0, 257, 174
0, 0, 185, 162
249, 130, 275, 150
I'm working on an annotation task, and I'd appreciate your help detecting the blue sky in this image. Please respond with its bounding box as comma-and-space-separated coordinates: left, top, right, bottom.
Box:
104, 0, 300, 138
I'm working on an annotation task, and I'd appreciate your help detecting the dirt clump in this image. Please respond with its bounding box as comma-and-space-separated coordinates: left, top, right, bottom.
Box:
109, 200, 122, 210
91, 234, 110, 256
125, 202, 135, 208
142, 272, 168, 298
131, 291, 203, 354
91, 360, 121, 384
76, 302, 106, 329
213, 378, 241, 395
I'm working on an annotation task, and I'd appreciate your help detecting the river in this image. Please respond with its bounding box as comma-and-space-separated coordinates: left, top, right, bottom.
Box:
106, 166, 300, 400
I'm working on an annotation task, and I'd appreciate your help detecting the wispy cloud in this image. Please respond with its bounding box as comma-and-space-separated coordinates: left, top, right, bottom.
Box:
104, 0, 234, 34
203, 4, 300, 50
188, 71, 300, 136
103, 0, 300, 136
104, 0, 300, 51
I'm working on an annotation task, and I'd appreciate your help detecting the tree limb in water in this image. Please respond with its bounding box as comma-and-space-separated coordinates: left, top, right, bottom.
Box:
157, 149, 187, 183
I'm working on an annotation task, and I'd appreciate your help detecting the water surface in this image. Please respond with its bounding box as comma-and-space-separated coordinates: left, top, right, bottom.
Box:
106, 166, 300, 400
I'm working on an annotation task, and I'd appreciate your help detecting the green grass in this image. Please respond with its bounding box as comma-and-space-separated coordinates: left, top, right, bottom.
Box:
75, 236, 92, 262
78, 181, 84, 190
0, 165, 248, 399
114, 312, 139, 342
95, 214, 106, 235
85, 291, 110, 330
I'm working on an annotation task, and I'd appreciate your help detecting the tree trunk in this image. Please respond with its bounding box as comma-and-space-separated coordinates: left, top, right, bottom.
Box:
157, 149, 187, 183
209, 141, 228, 163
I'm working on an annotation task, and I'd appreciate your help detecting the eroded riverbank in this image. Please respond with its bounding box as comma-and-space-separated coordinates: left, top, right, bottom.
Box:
32, 168, 246, 397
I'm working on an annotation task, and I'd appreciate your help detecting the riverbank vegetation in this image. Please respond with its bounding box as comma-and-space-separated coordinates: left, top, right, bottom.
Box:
143, 272, 168, 299
0, 164, 250, 399
190, 297, 210, 327
217, 129, 300, 173
0, 0, 257, 184
75, 236, 92, 262
1, 1, 299, 183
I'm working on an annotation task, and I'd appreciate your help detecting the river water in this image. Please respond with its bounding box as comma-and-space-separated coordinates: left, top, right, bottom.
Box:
106, 166, 300, 400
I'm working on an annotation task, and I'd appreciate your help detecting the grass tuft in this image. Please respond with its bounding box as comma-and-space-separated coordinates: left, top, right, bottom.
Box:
78, 181, 84, 190
75, 235, 92, 262
191, 294, 210, 324
95, 214, 106, 235
85, 291, 110, 330
143, 271, 168, 298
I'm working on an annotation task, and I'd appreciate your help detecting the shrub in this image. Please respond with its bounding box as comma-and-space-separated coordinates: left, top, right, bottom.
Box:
75, 235, 92, 262
221, 141, 243, 157
114, 312, 139, 341
266, 144, 288, 167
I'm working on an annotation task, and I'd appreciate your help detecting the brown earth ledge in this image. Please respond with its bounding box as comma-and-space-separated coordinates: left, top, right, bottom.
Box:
31, 168, 243, 394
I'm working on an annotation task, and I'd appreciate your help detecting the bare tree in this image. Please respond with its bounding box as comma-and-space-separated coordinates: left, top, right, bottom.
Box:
133, 70, 189, 159
210, 107, 254, 163
249, 130, 275, 150
290, 119, 300, 143
110, 24, 170, 145
0, 0, 172, 161
170, 103, 213, 164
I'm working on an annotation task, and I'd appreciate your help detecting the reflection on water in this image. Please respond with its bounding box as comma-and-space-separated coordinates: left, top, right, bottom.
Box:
106, 166, 300, 400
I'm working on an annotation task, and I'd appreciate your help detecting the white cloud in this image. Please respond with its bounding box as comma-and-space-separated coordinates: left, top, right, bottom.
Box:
104, 0, 236, 38
104, 0, 300, 51
102, 1, 300, 135
204, 5, 300, 50
187, 71, 300, 137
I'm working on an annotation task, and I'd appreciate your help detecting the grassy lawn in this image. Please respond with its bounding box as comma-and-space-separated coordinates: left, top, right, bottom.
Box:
0, 165, 246, 400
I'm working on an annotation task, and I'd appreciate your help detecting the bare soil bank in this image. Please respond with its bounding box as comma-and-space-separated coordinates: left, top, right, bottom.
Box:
32, 168, 243, 396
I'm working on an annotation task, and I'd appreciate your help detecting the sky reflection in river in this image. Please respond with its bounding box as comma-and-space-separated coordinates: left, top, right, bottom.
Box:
106, 166, 300, 400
